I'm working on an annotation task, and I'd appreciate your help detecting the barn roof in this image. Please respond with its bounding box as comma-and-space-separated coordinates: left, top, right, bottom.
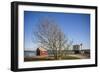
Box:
37, 47, 47, 51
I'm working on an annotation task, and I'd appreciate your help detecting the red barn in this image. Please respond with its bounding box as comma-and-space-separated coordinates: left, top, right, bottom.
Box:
36, 47, 48, 56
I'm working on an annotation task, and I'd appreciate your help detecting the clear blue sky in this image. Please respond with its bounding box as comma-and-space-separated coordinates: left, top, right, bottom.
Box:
24, 11, 90, 50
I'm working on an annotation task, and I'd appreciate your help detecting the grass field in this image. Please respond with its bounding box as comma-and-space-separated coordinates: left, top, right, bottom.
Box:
62, 55, 80, 59
24, 55, 80, 62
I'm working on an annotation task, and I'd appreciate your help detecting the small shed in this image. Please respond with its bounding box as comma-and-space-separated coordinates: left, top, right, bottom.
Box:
36, 47, 48, 56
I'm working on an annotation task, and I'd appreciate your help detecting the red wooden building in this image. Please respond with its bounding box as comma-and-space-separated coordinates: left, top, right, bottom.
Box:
36, 47, 48, 56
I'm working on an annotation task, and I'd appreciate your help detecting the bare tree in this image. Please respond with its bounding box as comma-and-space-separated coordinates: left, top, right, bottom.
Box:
32, 18, 72, 60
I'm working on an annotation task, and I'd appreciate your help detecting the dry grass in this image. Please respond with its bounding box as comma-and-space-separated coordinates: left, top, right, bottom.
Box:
24, 55, 80, 62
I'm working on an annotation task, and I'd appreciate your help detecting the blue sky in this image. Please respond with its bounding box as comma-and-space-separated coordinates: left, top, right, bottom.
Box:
24, 11, 90, 50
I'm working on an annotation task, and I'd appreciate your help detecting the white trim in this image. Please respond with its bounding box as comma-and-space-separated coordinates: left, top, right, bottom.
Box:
18, 5, 96, 68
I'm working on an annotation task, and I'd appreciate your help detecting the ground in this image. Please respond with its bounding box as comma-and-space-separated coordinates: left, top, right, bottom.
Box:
24, 54, 90, 62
